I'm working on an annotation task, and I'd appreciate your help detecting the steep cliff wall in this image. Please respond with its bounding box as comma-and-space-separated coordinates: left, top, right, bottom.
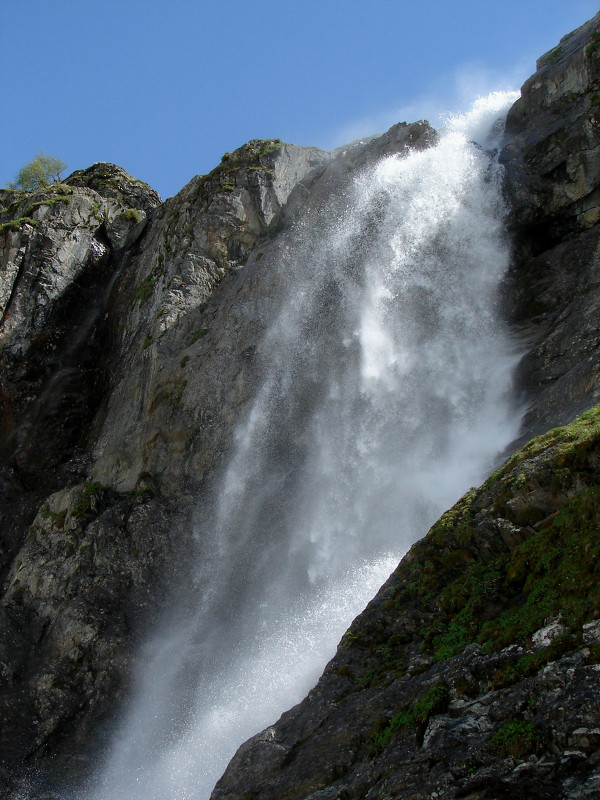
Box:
502, 11, 600, 439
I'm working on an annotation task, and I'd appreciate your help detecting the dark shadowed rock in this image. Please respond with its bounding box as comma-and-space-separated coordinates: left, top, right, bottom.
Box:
501, 11, 600, 439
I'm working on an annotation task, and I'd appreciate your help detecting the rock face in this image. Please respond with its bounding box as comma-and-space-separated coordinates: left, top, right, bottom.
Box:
1, 12, 600, 800
501, 11, 600, 439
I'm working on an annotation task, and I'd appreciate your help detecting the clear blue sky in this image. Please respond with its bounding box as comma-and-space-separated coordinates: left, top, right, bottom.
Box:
1, 1, 598, 199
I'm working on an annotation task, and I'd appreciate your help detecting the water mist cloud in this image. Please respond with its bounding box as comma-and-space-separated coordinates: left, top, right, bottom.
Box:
327, 60, 531, 148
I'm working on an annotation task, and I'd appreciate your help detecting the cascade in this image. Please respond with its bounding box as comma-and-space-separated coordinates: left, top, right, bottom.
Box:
83, 91, 523, 800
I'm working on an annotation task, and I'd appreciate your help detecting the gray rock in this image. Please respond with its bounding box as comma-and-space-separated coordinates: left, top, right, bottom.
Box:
501, 10, 600, 439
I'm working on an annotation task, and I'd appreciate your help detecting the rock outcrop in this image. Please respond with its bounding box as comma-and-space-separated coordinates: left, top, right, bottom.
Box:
502, 11, 600, 439
1, 11, 600, 799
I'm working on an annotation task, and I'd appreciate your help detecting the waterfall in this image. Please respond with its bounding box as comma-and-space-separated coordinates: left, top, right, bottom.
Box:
84, 91, 523, 800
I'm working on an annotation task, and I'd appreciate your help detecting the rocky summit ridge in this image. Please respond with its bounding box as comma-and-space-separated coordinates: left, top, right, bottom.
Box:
1, 11, 600, 799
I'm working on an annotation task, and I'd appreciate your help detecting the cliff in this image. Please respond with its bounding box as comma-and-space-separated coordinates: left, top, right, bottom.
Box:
0, 11, 599, 799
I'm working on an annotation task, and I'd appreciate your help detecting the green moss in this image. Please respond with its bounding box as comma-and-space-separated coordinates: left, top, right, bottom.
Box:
134, 273, 159, 305
0, 217, 39, 234
395, 405, 600, 666
545, 46, 563, 64
355, 668, 375, 689
490, 719, 544, 759
143, 333, 154, 349
188, 328, 209, 345
491, 632, 577, 689
424, 482, 600, 660
23, 195, 70, 217
586, 31, 600, 57
72, 482, 104, 519
372, 683, 449, 751
171, 380, 187, 406
120, 208, 141, 223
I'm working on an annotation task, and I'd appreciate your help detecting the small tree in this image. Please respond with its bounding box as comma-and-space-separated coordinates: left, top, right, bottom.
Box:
9, 152, 68, 192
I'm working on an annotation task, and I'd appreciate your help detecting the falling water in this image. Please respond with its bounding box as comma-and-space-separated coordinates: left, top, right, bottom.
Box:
84, 92, 523, 800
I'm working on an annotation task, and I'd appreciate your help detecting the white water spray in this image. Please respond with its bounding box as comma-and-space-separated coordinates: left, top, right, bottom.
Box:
85, 91, 522, 800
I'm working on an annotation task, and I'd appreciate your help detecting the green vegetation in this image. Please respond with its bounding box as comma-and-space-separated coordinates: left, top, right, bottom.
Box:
8, 152, 67, 191
372, 683, 449, 751
491, 632, 577, 690
545, 46, 562, 64
188, 328, 209, 345
421, 483, 600, 662
355, 668, 374, 689
23, 193, 71, 217
72, 482, 104, 518
192, 138, 285, 208
120, 208, 141, 223
171, 380, 187, 406
39, 503, 67, 529
490, 719, 544, 759
381, 404, 600, 674
0, 184, 74, 236
586, 31, 600, 57
134, 273, 159, 305
0, 217, 39, 234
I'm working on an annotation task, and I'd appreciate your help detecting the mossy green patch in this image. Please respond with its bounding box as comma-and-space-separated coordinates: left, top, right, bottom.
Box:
545, 46, 563, 64
490, 718, 544, 759
372, 682, 449, 751
491, 632, 578, 689
120, 208, 141, 223
0, 217, 39, 234
72, 482, 104, 519
392, 405, 600, 666
133, 273, 160, 306
586, 31, 600, 58
423, 484, 600, 660
188, 328, 209, 346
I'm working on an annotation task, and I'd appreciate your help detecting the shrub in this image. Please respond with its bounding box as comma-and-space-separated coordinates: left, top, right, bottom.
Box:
8, 152, 67, 192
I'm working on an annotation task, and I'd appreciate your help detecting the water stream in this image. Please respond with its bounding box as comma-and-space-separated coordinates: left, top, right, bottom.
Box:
85, 91, 523, 799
